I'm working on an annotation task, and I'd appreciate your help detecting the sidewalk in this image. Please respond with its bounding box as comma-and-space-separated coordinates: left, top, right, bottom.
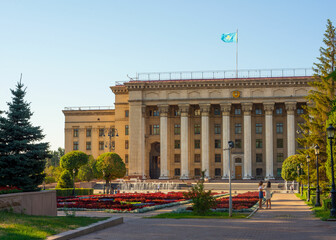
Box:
71, 193, 336, 240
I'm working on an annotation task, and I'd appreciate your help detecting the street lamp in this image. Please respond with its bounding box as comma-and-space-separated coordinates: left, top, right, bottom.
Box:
72, 169, 76, 196
104, 128, 118, 152
306, 154, 311, 202
314, 144, 321, 207
228, 141, 234, 217
327, 124, 336, 217
300, 163, 303, 196
297, 165, 301, 194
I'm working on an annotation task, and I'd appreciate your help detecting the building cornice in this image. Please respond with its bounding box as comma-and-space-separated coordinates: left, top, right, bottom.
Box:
62, 109, 115, 116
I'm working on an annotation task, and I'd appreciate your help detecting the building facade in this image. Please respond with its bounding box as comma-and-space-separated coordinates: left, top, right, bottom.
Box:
63, 70, 312, 180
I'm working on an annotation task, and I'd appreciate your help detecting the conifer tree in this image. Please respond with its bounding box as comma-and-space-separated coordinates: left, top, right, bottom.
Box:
298, 19, 336, 186
0, 81, 49, 191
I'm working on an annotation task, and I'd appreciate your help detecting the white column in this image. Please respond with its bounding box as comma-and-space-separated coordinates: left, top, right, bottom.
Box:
159, 104, 169, 179
200, 104, 211, 178
221, 103, 231, 179
179, 104, 190, 180
286, 102, 296, 157
141, 105, 146, 179
242, 103, 253, 179
264, 102, 275, 180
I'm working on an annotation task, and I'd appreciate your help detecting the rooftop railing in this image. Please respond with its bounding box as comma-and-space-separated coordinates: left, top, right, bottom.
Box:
116, 68, 313, 85
64, 106, 114, 111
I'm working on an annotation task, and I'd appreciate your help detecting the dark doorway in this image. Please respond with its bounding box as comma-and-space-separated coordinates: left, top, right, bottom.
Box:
149, 142, 160, 179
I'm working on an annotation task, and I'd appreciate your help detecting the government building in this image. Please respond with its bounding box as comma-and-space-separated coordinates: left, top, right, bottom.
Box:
63, 69, 312, 180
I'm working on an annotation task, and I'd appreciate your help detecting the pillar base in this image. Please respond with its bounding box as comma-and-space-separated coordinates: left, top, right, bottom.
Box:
264, 176, 275, 180
222, 175, 229, 180
180, 175, 189, 180
243, 176, 252, 180
159, 176, 169, 180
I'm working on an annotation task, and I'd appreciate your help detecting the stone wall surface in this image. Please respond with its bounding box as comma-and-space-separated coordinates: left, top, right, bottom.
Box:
0, 190, 57, 216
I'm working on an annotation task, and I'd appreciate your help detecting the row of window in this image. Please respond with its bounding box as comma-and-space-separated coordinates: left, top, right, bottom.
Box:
73, 140, 129, 151
148, 107, 304, 117
173, 168, 282, 177
73, 126, 129, 138
150, 123, 287, 136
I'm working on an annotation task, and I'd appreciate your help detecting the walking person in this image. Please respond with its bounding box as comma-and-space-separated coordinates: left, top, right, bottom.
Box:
258, 181, 264, 209
264, 181, 272, 209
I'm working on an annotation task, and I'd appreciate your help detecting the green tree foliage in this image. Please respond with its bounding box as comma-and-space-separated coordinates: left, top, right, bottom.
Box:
282, 155, 305, 181
56, 170, 73, 188
60, 151, 88, 175
46, 147, 65, 168
326, 112, 336, 183
298, 19, 336, 185
184, 171, 216, 215
96, 152, 126, 193
0, 81, 50, 191
78, 156, 97, 182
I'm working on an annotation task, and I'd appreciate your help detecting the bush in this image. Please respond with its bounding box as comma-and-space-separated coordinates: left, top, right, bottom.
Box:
55, 188, 93, 197
44, 176, 56, 184
183, 172, 216, 215
57, 170, 73, 188
323, 198, 332, 210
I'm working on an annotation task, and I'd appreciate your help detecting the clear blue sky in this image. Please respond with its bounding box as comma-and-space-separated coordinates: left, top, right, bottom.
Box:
0, 0, 335, 150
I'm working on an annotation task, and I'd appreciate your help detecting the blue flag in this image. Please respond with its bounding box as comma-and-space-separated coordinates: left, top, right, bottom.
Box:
221, 32, 237, 43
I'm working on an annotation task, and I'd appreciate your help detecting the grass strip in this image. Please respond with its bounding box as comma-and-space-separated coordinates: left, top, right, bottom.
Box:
148, 211, 248, 219
0, 211, 108, 240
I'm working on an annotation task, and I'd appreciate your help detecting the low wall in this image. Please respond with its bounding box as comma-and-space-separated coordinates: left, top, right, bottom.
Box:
0, 190, 57, 216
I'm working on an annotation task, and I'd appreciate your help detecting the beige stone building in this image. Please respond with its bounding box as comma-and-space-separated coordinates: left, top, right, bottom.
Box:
63, 69, 313, 180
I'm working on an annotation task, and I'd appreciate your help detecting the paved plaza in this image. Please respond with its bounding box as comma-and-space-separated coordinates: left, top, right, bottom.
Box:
66, 193, 336, 240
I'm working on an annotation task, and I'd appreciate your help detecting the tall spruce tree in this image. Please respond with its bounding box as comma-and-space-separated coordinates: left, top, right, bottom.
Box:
298, 19, 336, 187
0, 81, 49, 191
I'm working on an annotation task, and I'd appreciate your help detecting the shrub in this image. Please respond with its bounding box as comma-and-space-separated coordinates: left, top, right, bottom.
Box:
55, 188, 93, 197
57, 170, 73, 188
44, 176, 56, 184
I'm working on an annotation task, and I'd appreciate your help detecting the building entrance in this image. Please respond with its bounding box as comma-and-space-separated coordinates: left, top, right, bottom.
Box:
149, 142, 160, 179
235, 166, 242, 180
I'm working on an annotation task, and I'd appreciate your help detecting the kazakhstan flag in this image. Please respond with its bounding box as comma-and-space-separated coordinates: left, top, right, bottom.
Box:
221, 32, 237, 43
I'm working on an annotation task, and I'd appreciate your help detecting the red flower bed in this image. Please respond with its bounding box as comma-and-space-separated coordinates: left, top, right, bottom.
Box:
214, 192, 262, 210
0, 186, 22, 195
57, 192, 190, 211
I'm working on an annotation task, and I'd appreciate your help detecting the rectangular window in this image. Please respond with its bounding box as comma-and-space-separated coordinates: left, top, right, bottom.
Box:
99, 128, 104, 137
235, 108, 241, 115
214, 108, 221, 115
256, 153, 262, 162
86, 141, 91, 150
73, 129, 79, 137
235, 123, 242, 134
256, 139, 263, 148
174, 109, 180, 116
99, 141, 104, 150
194, 124, 201, 134
215, 154, 221, 163
125, 154, 128, 163
235, 139, 242, 149
194, 168, 201, 176
277, 168, 282, 177
215, 168, 221, 176
194, 140, 200, 149
276, 123, 283, 134
194, 109, 201, 116
174, 140, 180, 149
256, 168, 263, 176
194, 154, 201, 163
214, 124, 221, 134
255, 123, 262, 134
125, 110, 129, 117
174, 154, 181, 163
152, 125, 160, 135
276, 107, 283, 115
73, 141, 79, 150
215, 139, 221, 148
277, 138, 284, 148
125, 140, 129, 149
175, 168, 181, 176
255, 108, 262, 115
174, 124, 181, 135
153, 110, 160, 116
277, 153, 284, 162
86, 129, 91, 137
297, 108, 304, 115
125, 125, 129, 135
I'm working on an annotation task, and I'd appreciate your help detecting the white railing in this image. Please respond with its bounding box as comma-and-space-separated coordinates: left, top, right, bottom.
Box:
64, 106, 114, 111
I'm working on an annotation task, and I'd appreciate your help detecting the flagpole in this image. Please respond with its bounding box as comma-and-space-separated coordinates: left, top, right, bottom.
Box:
236, 29, 238, 78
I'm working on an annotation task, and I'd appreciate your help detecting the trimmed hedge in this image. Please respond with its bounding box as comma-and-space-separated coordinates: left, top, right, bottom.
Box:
55, 188, 93, 197
323, 198, 332, 210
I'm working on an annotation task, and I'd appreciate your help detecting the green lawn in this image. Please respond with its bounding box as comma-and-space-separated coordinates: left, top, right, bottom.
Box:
295, 193, 336, 221
0, 211, 108, 240
148, 211, 249, 219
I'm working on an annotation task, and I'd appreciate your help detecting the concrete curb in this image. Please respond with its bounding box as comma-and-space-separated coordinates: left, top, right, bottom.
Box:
47, 217, 123, 240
